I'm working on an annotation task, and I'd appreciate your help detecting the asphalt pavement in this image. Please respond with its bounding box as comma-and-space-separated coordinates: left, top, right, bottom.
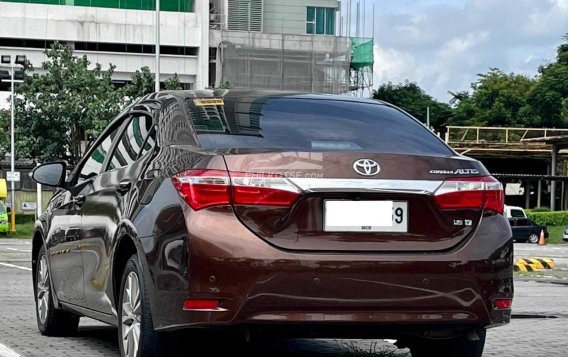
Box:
0, 238, 566, 357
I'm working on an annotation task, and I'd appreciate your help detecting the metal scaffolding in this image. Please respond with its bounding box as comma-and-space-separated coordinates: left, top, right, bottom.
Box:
218, 31, 351, 94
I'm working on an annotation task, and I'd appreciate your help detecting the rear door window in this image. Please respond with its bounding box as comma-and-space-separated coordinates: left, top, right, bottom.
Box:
107, 115, 155, 171
191, 98, 453, 156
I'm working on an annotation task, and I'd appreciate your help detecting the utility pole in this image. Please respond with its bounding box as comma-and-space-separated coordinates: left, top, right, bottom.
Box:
9, 65, 15, 232
155, 0, 160, 92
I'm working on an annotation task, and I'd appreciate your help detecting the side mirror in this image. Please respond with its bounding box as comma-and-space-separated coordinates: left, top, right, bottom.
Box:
31, 162, 67, 187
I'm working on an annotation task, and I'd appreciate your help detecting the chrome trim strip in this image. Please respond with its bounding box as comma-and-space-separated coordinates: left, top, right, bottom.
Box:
288, 178, 443, 195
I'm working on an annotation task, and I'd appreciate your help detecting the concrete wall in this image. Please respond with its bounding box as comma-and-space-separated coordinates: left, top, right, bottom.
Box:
263, 0, 339, 34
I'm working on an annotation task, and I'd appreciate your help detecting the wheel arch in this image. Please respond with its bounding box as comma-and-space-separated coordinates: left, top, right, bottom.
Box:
32, 226, 63, 309
111, 220, 155, 322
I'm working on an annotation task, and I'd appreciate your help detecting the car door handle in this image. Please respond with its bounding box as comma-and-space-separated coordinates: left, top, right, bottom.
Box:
117, 181, 132, 194
72, 195, 85, 206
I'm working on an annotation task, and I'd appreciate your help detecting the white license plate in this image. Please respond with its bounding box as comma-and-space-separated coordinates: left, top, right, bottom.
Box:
323, 200, 408, 232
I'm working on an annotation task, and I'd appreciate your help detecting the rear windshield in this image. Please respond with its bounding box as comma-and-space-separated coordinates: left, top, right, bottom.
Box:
510, 209, 526, 218
191, 98, 453, 156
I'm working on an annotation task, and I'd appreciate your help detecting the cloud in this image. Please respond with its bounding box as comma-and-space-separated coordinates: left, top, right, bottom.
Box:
371, 0, 568, 101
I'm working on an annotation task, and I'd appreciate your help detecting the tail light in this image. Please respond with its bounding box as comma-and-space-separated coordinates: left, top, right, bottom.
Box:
434, 176, 504, 214
172, 170, 300, 211
172, 170, 230, 211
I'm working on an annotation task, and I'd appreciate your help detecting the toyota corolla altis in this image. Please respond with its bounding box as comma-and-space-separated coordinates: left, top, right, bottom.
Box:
31, 90, 513, 357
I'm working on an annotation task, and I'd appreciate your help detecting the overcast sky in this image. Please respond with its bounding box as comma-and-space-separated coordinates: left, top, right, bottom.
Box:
349, 0, 568, 101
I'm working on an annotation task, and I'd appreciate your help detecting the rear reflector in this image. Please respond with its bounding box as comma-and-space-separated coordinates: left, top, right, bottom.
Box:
494, 298, 512, 310
183, 299, 220, 310
173, 170, 300, 211
434, 176, 504, 214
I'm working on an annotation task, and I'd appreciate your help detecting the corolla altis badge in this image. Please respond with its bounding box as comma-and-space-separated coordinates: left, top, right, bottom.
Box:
430, 169, 480, 175
353, 159, 380, 176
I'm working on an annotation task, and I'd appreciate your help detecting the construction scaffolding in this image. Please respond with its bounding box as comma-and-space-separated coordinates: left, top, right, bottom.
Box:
349, 37, 374, 96
218, 31, 351, 94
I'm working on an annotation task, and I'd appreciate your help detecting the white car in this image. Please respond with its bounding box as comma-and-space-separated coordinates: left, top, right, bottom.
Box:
504, 205, 527, 219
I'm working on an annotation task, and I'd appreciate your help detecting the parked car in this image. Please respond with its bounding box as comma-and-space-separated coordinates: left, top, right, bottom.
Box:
563, 229, 568, 242
509, 218, 548, 243
504, 205, 527, 219
30, 90, 512, 357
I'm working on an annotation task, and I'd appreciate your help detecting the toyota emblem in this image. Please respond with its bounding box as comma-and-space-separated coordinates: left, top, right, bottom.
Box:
353, 159, 380, 176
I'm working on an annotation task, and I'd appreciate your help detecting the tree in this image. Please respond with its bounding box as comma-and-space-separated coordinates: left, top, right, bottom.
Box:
123, 66, 154, 99
528, 34, 568, 127
123, 67, 182, 96
164, 73, 182, 90
372, 81, 453, 131
15, 42, 124, 163
0, 110, 9, 159
449, 68, 540, 127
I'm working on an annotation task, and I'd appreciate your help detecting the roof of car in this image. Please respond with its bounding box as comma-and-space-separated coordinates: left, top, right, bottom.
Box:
142, 89, 387, 106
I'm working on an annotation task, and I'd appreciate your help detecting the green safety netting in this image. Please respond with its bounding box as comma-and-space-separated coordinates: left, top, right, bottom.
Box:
350, 37, 374, 70
0, 0, 193, 12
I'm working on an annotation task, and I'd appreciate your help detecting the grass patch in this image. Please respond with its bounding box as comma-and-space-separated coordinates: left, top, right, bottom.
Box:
5, 222, 34, 239
546, 226, 566, 245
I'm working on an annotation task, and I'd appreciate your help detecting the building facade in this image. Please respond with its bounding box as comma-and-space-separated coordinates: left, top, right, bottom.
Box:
0, 0, 356, 109
0, 0, 210, 109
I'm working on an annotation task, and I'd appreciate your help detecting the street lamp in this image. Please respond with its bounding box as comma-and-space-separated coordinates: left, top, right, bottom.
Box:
0, 54, 26, 233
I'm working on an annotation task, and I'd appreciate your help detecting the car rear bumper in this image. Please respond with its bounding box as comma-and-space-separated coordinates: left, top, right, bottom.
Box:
142, 206, 513, 334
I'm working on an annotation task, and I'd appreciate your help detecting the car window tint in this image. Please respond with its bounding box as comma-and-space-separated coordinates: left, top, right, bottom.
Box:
108, 115, 155, 171
191, 98, 453, 156
77, 126, 121, 184
510, 209, 525, 218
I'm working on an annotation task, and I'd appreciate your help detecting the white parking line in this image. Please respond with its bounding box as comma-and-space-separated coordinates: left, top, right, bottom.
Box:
0, 343, 22, 357
0, 263, 32, 271
3, 248, 31, 253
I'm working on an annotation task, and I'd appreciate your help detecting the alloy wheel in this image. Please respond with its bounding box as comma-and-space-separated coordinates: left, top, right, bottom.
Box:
36, 255, 50, 324
528, 233, 539, 244
121, 271, 141, 357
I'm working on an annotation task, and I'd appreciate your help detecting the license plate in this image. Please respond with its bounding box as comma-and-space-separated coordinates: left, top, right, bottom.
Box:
323, 200, 408, 232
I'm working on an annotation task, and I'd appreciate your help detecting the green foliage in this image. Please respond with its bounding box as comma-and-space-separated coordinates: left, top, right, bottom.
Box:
528, 34, 568, 127
164, 74, 182, 90
123, 66, 155, 98
372, 81, 453, 131
526, 207, 551, 213
7, 221, 34, 239
528, 211, 568, 226
15, 214, 36, 224
377, 34, 568, 130
217, 81, 232, 89
15, 42, 125, 164
544, 226, 566, 245
0, 110, 9, 159
449, 68, 540, 127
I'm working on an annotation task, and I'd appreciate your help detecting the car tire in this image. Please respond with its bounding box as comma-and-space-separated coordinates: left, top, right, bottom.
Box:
402, 329, 486, 357
35, 245, 80, 336
528, 232, 539, 244
118, 254, 173, 357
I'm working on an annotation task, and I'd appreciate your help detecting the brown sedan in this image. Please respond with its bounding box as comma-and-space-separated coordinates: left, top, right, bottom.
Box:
31, 90, 512, 357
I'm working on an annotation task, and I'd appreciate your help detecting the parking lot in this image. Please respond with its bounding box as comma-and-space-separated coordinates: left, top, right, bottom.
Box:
1, 239, 566, 357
